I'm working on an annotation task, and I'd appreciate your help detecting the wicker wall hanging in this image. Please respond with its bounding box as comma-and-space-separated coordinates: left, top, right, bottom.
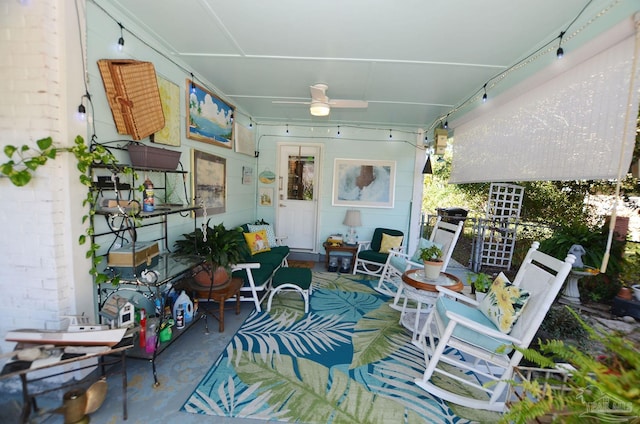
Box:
97, 59, 165, 140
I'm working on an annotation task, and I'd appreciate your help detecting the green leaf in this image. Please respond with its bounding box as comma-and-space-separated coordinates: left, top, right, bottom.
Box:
36, 137, 53, 150
10, 171, 31, 187
350, 303, 405, 368
78, 235, 86, 245
3, 145, 17, 157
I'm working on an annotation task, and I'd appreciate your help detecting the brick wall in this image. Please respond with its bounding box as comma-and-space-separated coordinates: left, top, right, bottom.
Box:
0, 0, 89, 362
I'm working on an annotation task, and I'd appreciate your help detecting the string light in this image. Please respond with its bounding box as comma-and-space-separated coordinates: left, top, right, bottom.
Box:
117, 22, 125, 51
76, 92, 90, 121
556, 31, 565, 59
337, 125, 341, 137
389, 129, 392, 139
249, 119, 253, 129
286, 124, 289, 134
443, 117, 448, 129
482, 84, 488, 102
190, 73, 196, 93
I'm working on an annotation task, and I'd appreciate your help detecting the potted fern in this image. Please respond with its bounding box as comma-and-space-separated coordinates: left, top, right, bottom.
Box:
419, 244, 444, 280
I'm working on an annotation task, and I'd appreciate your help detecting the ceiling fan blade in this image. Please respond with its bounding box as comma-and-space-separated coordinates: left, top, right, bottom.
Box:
329, 99, 368, 109
272, 100, 311, 105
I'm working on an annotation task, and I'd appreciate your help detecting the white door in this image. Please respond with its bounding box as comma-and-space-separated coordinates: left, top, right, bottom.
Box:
276, 144, 320, 251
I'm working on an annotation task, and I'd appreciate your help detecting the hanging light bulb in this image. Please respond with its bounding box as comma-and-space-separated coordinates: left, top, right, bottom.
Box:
76, 103, 86, 121
190, 73, 196, 93
482, 84, 488, 103
117, 23, 125, 52
443, 118, 448, 129
389, 129, 392, 139
337, 125, 341, 137
286, 124, 289, 134
556, 31, 565, 59
249, 119, 253, 129
229, 112, 234, 123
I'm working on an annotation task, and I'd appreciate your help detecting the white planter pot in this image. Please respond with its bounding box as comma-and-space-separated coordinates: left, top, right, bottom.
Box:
423, 261, 443, 280
475, 292, 486, 302
632, 284, 640, 302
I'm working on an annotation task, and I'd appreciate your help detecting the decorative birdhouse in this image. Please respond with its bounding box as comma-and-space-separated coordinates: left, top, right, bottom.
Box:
434, 128, 448, 155
99, 295, 135, 328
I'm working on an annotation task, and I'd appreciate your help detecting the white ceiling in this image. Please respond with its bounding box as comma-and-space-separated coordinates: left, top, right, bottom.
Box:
106, 0, 623, 131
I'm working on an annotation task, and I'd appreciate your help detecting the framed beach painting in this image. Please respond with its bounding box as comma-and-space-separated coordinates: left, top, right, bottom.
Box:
186, 79, 234, 149
332, 158, 396, 208
192, 149, 226, 216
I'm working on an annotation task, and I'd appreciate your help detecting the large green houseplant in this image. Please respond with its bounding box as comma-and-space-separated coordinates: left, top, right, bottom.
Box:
174, 220, 249, 291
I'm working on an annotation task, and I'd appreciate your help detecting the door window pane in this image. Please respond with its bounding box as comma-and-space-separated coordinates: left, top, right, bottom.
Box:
287, 155, 314, 200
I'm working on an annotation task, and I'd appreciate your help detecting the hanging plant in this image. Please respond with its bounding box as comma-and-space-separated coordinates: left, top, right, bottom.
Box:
2, 135, 136, 284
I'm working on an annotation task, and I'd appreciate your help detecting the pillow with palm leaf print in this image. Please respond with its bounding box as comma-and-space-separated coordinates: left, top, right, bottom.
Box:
478, 273, 530, 333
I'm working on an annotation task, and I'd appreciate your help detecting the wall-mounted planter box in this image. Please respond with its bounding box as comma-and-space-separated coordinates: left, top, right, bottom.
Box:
127, 144, 181, 170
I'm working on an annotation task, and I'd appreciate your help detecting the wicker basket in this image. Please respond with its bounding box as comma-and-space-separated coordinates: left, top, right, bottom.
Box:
98, 59, 165, 140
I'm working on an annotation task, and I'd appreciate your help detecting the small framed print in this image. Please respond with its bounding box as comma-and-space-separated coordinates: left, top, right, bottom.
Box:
259, 188, 273, 207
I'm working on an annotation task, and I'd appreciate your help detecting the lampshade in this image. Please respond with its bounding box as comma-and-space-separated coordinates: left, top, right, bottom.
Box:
343, 209, 362, 227
422, 155, 432, 174
310, 101, 330, 117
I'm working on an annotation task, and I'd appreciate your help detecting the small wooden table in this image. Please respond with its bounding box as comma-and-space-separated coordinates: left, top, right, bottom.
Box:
399, 270, 463, 342
323, 242, 358, 272
200, 277, 243, 333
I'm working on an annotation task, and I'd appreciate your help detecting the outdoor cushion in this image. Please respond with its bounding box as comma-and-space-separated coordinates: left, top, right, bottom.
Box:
479, 273, 530, 333
436, 296, 513, 353
370, 228, 404, 252
379, 233, 404, 253
232, 263, 274, 287
244, 230, 271, 255
357, 249, 389, 265
248, 224, 277, 247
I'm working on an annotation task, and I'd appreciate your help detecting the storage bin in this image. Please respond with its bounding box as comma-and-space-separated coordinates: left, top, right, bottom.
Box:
107, 241, 160, 279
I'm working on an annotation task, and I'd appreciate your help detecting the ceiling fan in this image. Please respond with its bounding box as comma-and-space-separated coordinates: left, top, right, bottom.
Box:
273, 83, 368, 117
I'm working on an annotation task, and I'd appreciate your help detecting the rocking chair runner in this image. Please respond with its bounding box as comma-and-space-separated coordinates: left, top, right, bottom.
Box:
415, 242, 574, 412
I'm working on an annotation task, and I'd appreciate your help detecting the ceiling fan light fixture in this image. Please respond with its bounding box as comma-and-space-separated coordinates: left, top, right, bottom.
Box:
310, 101, 330, 117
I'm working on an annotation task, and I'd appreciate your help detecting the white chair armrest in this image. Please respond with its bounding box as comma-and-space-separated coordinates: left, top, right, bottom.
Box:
231, 262, 261, 271
275, 235, 288, 246
356, 240, 372, 253
444, 310, 523, 345
388, 249, 411, 260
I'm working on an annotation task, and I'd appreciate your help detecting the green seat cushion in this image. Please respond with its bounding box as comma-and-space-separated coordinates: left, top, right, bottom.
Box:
357, 249, 389, 265
436, 296, 512, 354
273, 267, 311, 289
252, 251, 287, 269
269, 245, 290, 257
233, 263, 275, 287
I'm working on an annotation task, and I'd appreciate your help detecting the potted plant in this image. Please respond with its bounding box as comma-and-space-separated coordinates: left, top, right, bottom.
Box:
174, 220, 249, 293
418, 244, 444, 280
467, 272, 492, 301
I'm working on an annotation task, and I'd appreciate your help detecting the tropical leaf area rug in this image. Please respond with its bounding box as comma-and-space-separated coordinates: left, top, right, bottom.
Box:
181, 272, 502, 423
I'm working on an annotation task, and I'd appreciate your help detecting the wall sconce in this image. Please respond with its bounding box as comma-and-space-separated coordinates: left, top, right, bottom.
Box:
343, 209, 362, 245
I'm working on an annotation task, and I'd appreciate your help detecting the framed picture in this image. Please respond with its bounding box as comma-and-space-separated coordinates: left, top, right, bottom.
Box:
234, 121, 254, 156
191, 149, 226, 216
154, 76, 181, 146
186, 79, 234, 149
242, 166, 253, 185
332, 158, 396, 208
259, 188, 273, 207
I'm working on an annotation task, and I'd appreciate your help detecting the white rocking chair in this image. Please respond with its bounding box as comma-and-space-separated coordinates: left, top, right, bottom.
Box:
375, 216, 463, 299
414, 242, 574, 412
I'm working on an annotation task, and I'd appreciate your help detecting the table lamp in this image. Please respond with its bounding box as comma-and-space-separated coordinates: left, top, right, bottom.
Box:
343, 210, 362, 245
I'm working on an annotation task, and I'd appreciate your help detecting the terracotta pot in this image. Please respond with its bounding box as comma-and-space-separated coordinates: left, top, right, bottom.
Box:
617, 287, 633, 300
192, 265, 230, 292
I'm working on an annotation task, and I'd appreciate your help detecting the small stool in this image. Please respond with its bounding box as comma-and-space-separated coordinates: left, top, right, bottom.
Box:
199, 277, 243, 333
267, 267, 312, 313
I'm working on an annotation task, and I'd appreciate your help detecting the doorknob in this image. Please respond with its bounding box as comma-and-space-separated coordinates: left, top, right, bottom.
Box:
279, 204, 286, 207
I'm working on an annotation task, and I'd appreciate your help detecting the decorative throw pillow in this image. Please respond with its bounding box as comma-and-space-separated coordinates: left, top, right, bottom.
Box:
479, 273, 530, 333
410, 238, 443, 263
248, 224, 277, 247
379, 233, 404, 254
243, 230, 271, 255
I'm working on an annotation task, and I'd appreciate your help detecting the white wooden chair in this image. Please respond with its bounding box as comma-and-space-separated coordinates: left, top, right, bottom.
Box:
352, 228, 405, 278
414, 242, 574, 412
375, 217, 463, 298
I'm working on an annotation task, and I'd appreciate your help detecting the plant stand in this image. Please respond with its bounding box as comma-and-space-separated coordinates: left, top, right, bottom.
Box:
560, 270, 590, 305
